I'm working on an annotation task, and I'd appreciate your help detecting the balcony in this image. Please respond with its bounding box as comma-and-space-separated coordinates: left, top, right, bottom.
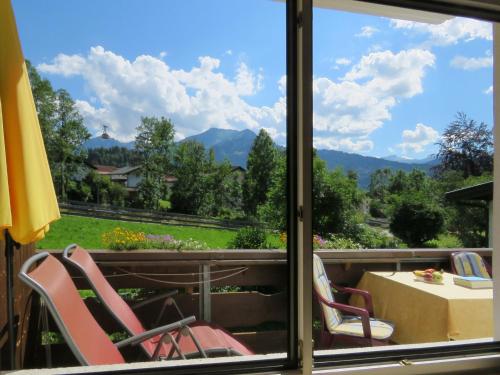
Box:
2, 245, 493, 370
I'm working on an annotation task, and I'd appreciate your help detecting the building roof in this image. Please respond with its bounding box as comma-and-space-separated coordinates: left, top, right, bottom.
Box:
109, 165, 141, 175
445, 181, 493, 201
93, 164, 118, 173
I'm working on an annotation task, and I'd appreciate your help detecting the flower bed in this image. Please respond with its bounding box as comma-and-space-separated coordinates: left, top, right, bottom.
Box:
102, 227, 207, 250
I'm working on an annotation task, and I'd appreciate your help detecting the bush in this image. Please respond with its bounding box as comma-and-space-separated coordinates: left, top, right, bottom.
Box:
424, 233, 463, 249
350, 224, 403, 249
369, 200, 387, 218
390, 200, 444, 247
229, 227, 268, 249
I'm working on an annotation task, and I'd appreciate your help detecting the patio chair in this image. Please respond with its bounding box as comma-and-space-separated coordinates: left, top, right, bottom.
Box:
451, 251, 491, 278
62, 244, 254, 359
19, 252, 200, 365
313, 254, 394, 347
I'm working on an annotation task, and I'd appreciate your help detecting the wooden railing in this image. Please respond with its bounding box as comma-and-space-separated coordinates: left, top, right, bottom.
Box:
23, 247, 492, 368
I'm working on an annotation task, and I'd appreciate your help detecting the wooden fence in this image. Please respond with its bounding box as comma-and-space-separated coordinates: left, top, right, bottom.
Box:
59, 201, 262, 230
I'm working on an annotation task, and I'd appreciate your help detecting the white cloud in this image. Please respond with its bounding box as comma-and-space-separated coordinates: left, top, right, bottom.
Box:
390, 17, 492, 46
450, 55, 492, 70
397, 123, 439, 154
484, 85, 493, 95
356, 26, 379, 38
40, 46, 434, 153
39, 46, 284, 142
159, 51, 167, 59
335, 57, 351, 66
314, 137, 374, 152
225, 49, 233, 56
313, 49, 434, 151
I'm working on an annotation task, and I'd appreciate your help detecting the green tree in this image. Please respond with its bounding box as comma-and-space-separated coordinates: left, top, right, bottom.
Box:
170, 141, 208, 214
242, 129, 277, 216
434, 112, 493, 178
390, 197, 445, 247
200, 157, 242, 218
134, 116, 175, 209
51, 89, 90, 200
26, 60, 57, 167
260, 152, 364, 236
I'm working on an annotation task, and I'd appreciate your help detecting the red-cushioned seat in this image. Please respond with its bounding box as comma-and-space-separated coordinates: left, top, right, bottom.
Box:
63, 244, 254, 359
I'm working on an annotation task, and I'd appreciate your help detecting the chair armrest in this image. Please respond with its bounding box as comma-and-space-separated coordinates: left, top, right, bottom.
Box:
316, 293, 372, 339
332, 284, 374, 317
115, 315, 196, 349
131, 290, 178, 310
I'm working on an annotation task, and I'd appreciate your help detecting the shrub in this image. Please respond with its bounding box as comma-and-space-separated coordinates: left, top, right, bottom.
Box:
390, 200, 444, 247
229, 227, 268, 249
424, 233, 463, 249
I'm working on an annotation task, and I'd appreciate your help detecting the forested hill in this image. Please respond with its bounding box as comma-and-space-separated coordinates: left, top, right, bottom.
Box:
84, 128, 437, 188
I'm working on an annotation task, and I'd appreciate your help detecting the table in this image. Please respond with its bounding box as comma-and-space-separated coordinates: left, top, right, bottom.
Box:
349, 271, 493, 344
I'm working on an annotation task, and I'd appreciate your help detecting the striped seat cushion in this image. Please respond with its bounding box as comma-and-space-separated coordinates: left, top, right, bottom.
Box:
453, 252, 490, 279
333, 317, 394, 340
313, 254, 343, 331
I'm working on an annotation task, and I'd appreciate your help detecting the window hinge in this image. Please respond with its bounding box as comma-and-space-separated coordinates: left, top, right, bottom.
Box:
297, 11, 303, 28
297, 206, 304, 221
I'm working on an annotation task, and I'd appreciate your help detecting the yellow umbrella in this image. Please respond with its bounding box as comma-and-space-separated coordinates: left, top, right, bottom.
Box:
0, 0, 60, 368
0, 0, 60, 244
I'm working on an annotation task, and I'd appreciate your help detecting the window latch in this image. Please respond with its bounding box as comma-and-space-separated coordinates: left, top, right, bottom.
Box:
297, 206, 304, 221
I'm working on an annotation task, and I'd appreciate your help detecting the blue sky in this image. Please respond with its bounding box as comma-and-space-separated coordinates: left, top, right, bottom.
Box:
13, 0, 493, 159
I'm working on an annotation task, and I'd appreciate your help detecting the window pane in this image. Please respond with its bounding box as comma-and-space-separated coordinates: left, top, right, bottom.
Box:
312, 0, 494, 356
13, 0, 289, 370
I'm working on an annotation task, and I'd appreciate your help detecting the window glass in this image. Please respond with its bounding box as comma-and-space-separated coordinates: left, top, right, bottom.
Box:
312, 0, 494, 355
13, 0, 289, 370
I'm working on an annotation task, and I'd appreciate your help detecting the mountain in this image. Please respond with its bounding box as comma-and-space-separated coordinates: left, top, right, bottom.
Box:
382, 154, 438, 165
83, 128, 438, 189
84, 136, 135, 150
182, 128, 257, 167
317, 149, 433, 188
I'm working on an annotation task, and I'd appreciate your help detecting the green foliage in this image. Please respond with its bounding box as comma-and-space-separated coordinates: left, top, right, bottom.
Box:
348, 224, 403, 249
434, 112, 493, 178
313, 159, 364, 236
438, 172, 491, 247
322, 235, 362, 250
135, 116, 175, 209
260, 152, 364, 237
228, 227, 268, 249
243, 129, 277, 216
390, 198, 445, 247
424, 233, 463, 249
87, 146, 142, 167
170, 141, 208, 214
258, 151, 287, 230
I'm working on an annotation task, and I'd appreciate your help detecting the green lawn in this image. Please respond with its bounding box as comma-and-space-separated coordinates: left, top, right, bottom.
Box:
38, 215, 281, 250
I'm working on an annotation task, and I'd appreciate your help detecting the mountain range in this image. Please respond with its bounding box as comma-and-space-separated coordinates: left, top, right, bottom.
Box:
84, 128, 438, 188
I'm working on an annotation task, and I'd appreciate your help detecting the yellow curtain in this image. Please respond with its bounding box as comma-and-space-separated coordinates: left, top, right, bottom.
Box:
0, 0, 60, 244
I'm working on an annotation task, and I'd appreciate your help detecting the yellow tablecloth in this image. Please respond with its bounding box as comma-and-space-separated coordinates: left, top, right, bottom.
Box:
349, 272, 493, 344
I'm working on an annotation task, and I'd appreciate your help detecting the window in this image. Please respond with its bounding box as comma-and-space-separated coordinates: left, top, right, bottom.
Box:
8, 0, 500, 373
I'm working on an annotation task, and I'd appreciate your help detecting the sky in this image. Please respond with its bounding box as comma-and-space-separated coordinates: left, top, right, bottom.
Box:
12, 0, 493, 159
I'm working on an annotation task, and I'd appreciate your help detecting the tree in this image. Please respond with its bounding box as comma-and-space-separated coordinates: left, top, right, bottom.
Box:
390, 197, 444, 247
242, 129, 277, 216
51, 89, 90, 200
259, 152, 364, 236
199, 157, 242, 218
170, 141, 208, 214
134, 116, 175, 209
434, 112, 493, 178
26, 60, 57, 167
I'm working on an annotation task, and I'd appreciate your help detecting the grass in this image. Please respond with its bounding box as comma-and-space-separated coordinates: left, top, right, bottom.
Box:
38, 214, 281, 250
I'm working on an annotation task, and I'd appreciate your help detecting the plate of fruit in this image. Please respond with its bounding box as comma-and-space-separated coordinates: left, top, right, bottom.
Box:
413, 269, 444, 285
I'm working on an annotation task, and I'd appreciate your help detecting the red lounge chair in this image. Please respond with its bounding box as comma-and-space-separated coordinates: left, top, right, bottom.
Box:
62, 244, 254, 359
19, 252, 198, 365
